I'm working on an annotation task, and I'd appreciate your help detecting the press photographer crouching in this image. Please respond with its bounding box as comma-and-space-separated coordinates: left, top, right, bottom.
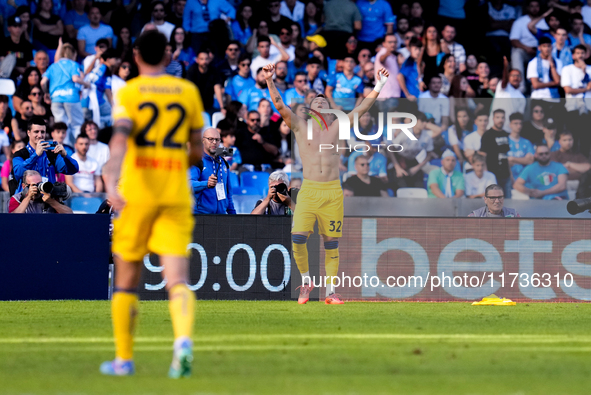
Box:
9, 170, 73, 213
251, 170, 295, 215
11, 116, 79, 195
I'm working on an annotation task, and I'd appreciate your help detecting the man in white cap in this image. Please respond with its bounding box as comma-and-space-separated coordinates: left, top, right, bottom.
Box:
427, 149, 465, 198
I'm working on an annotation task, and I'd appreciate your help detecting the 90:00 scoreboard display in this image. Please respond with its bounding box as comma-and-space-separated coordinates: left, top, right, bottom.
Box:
139, 215, 293, 300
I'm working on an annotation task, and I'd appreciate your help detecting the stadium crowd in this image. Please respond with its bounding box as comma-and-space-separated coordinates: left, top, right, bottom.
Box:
3, 0, 591, 207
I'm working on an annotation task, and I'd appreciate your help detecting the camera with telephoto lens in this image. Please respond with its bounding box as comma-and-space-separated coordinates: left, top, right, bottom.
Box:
274, 182, 288, 196
23, 181, 69, 201
215, 147, 234, 157
567, 197, 591, 215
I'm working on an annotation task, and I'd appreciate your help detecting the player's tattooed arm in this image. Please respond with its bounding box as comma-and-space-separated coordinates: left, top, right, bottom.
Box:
262, 64, 295, 129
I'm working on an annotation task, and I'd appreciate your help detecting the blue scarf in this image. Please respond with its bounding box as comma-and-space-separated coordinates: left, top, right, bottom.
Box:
536, 54, 560, 98
26, 143, 56, 182
552, 44, 572, 67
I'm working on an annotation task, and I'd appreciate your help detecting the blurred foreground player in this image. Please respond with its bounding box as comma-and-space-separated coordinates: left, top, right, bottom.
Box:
100, 30, 205, 378
265, 63, 389, 305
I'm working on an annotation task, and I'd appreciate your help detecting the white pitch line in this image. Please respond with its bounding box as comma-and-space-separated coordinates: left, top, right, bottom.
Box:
0, 344, 328, 352
0, 334, 590, 344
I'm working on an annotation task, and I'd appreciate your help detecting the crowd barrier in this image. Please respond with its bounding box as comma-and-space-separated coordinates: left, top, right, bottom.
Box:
325, 217, 591, 302
0, 214, 110, 300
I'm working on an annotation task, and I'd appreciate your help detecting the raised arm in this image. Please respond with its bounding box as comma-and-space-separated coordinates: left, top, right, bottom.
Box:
346, 68, 390, 127
262, 64, 304, 131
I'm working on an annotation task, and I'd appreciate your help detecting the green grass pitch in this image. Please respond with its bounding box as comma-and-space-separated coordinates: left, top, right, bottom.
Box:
1, 300, 591, 394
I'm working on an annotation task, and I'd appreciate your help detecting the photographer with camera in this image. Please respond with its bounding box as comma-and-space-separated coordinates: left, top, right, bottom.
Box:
9, 170, 73, 213
189, 127, 237, 214
11, 116, 79, 195
251, 170, 295, 215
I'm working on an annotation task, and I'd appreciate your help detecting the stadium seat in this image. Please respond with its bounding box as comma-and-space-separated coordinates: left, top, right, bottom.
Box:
290, 171, 303, 181
229, 171, 239, 188
211, 112, 225, 127
241, 172, 269, 195
511, 189, 530, 200
69, 197, 104, 213
202, 112, 211, 128
235, 186, 263, 196
396, 188, 428, 198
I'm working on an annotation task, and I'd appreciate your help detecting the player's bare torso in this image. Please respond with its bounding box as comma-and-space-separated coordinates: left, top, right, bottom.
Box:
290, 113, 343, 183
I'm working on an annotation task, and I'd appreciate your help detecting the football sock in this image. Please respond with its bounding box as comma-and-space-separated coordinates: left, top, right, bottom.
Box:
168, 283, 196, 340
324, 241, 339, 297
292, 234, 309, 275
112, 291, 139, 361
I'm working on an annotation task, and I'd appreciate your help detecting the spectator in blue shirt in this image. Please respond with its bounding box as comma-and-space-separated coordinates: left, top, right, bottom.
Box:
189, 127, 236, 214
568, 13, 591, 51
63, 0, 89, 42
170, 26, 196, 70
397, 37, 423, 100
326, 57, 364, 111
41, 42, 87, 145
239, 68, 279, 114
183, 0, 235, 53
12, 116, 79, 193
226, 54, 256, 101
284, 72, 308, 105
514, 144, 568, 200
507, 112, 535, 181
301, 1, 322, 37
356, 0, 395, 50
231, 3, 253, 46
77, 6, 114, 58
347, 140, 388, 180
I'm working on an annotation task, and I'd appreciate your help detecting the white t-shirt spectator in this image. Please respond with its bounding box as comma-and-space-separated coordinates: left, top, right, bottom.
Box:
561, 63, 591, 112
491, 81, 526, 132
280, 0, 305, 24
526, 57, 563, 99
374, 47, 400, 98
561, 64, 591, 98
87, 141, 110, 171
141, 21, 175, 42
71, 152, 101, 192
487, 3, 517, 37
510, 15, 549, 48
463, 131, 483, 152
270, 44, 295, 62
464, 170, 497, 196
251, 53, 282, 79
418, 91, 450, 126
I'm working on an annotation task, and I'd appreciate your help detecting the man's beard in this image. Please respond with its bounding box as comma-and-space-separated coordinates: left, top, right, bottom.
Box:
538, 158, 550, 166
259, 80, 268, 89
